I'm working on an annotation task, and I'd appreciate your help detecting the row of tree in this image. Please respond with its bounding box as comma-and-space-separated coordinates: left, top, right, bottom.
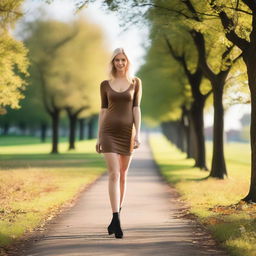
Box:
89, 0, 256, 203
1, 2, 109, 153
0, 0, 89, 112
2, 0, 256, 202
23, 18, 109, 153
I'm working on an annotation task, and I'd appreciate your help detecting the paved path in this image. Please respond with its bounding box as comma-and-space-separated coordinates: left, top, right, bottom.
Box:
20, 132, 228, 256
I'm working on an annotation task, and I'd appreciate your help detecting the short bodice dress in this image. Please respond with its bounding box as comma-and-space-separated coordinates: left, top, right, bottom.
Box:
99, 78, 141, 156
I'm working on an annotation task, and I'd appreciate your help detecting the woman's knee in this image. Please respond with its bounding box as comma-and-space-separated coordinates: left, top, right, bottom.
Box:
109, 170, 120, 182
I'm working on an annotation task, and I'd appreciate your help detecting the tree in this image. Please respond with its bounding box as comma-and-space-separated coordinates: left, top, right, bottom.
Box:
0, 75, 51, 141
174, 0, 241, 178
50, 18, 108, 149
163, 30, 211, 170
24, 18, 109, 153
0, 0, 29, 111
137, 32, 185, 124
207, 0, 256, 202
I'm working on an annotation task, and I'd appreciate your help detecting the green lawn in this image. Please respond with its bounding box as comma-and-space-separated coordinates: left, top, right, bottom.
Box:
0, 136, 106, 252
149, 133, 256, 256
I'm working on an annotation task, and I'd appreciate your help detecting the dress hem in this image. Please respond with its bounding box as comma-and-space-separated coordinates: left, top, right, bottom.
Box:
101, 151, 133, 156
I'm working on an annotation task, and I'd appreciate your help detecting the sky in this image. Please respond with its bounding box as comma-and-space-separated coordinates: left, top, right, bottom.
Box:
20, 0, 148, 73
18, 0, 251, 131
205, 104, 250, 131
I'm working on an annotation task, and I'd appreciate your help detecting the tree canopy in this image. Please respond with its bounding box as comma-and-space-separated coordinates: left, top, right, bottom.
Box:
0, 0, 29, 110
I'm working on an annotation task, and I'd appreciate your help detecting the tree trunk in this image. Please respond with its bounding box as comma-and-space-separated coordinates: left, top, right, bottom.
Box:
187, 111, 197, 159
161, 122, 168, 141
184, 118, 191, 158
162, 120, 187, 152
168, 121, 177, 146
3, 123, 9, 135
176, 122, 183, 151
209, 83, 227, 178
242, 55, 256, 202
79, 119, 85, 141
178, 115, 186, 153
41, 123, 47, 142
19, 122, 27, 135
165, 35, 209, 168
88, 116, 94, 139
190, 98, 208, 170
191, 30, 230, 176
243, 98, 256, 202
161, 121, 173, 144
207, 1, 256, 200
68, 114, 77, 150
50, 108, 60, 154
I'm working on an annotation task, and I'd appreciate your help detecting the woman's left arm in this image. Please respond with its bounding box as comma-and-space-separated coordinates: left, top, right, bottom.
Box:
133, 78, 142, 148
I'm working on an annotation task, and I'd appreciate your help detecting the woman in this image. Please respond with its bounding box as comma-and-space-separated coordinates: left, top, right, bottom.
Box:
96, 48, 142, 239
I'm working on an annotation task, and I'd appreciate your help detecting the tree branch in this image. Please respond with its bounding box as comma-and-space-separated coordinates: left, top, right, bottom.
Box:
222, 44, 235, 60
164, 35, 184, 63
164, 34, 194, 79
134, 3, 193, 19
224, 6, 252, 15
241, 0, 256, 12
190, 30, 215, 80
65, 105, 89, 116
210, 0, 249, 51
233, 52, 243, 64
182, 0, 201, 21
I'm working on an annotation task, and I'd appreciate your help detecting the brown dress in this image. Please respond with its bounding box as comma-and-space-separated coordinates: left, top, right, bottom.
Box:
99, 78, 141, 156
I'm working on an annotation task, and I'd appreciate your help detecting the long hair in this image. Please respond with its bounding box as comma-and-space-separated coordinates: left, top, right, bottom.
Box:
109, 48, 134, 83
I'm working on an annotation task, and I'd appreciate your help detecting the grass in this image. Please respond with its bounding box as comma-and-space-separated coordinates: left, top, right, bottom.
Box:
0, 136, 106, 251
149, 133, 256, 256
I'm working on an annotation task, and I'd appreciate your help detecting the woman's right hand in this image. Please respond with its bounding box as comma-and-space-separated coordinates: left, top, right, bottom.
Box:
96, 139, 102, 154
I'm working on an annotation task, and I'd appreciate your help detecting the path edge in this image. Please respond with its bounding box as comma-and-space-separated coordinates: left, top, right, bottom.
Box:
3, 171, 107, 256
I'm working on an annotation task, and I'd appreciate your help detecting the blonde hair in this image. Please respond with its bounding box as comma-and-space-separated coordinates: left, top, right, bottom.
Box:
109, 48, 134, 83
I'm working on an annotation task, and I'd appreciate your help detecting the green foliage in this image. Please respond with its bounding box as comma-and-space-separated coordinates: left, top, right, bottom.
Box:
0, 33, 29, 109
0, 0, 29, 109
137, 30, 185, 122
0, 0, 24, 31
210, 0, 252, 42
24, 18, 109, 117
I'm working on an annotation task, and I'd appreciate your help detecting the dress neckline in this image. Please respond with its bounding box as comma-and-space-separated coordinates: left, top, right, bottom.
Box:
107, 80, 132, 93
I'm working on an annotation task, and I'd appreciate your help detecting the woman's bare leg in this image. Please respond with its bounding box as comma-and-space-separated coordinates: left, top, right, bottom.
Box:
103, 153, 121, 213
119, 154, 133, 209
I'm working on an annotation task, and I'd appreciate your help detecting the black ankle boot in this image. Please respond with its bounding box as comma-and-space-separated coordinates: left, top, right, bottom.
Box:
107, 212, 123, 238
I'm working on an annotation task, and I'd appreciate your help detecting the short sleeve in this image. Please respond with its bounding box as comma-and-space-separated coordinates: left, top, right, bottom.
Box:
100, 81, 108, 108
133, 77, 142, 107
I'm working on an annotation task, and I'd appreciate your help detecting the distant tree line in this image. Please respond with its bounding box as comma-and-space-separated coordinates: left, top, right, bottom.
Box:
0, 8, 109, 153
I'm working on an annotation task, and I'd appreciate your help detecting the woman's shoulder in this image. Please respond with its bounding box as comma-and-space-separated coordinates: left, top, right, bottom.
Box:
100, 80, 109, 87
132, 77, 142, 89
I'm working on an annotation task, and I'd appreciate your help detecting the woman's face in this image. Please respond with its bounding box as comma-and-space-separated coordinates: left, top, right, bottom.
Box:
113, 53, 128, 73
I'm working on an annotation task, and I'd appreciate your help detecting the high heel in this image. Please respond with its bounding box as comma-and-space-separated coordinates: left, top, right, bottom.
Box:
114, 217, 123, 239
107, 222, 114, 235
107, 212, 123, 238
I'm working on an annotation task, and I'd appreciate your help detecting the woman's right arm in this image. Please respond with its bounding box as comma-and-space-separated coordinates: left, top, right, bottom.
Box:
97, 108, 107, 142
96, 108, 107, 153
96, 81, 108, 153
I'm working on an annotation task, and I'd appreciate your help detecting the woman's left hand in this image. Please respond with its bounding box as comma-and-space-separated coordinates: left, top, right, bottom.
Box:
134, 135, 141, 149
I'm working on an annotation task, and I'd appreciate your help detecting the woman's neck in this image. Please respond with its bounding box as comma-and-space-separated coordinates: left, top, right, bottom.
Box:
115, 71, 126, 79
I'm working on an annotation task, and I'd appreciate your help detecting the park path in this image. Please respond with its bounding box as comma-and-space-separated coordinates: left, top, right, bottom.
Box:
21, 132, 228, 256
